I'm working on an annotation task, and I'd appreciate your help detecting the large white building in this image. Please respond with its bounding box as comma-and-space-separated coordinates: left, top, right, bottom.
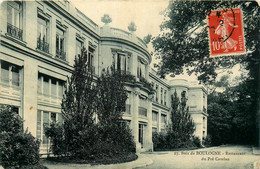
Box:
0, 0, 207, 153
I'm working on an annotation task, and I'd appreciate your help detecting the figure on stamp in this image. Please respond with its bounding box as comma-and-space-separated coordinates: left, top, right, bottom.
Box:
215, 12, 238, 52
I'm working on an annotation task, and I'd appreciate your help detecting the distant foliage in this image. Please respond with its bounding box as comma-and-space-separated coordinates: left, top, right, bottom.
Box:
143, 34, 152, 44
207, 77, 256, 145
0, 105, 41, 169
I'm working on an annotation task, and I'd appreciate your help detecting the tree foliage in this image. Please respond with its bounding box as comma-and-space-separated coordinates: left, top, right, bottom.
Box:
207, 75, 257, 145
45, 50, 136, 159
61, 47, 97, 157
143, 34, 152, 44
153, 90, 198, 150
153, 0, 259, 146
96, 68, 128, 126
0, 106, 41, 169
168, 90, 195, 143
152, 1, 259, 83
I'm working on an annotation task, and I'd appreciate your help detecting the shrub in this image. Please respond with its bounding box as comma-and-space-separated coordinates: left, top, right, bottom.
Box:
0, 105, 40, 169
203, 135, 212, 147
192, 136, 202, 148
44, 123, 66, 157
152, 132, 168, 150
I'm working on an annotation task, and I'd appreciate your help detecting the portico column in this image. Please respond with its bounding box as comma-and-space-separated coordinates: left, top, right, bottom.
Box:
146, 95, 153, 151
132, 89, 139, 151
158, 109, 161, 132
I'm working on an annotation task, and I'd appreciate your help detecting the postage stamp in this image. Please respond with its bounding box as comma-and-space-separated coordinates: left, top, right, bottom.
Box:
208, 8, 245, 57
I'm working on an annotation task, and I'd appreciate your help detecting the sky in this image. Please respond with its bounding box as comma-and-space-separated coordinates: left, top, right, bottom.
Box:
72, 0, 168, 39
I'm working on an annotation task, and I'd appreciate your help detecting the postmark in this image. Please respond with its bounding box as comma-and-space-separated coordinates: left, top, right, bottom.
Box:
208, 8, 245, 57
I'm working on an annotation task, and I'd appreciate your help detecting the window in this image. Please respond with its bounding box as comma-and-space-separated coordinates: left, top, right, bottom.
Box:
38, 73, 65, 98
43, 76, 49, 96
87, 47, 95, 73
152, 111, 158, 122
1, 61, 21, 87
161, 88, 163, 104
51, 79, 57, 97
113, 52, 129, 74
76, 39, 83, 56
37, 110, 63, 144
1, 61, 9, 84
138, 107, 147, 117
161, 114, 167, 124
58, 82, 64, 98
56, 27, 66, 61
137, 59, 145, 78
7, 1, 23, 40
164, 90, 167, 105
155, 85, 158, 102
203, 117, 206, 129
37, 14, 50, 53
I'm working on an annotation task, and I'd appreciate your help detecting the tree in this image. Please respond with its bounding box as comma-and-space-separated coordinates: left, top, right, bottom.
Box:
207, 102, 232, 145
96, 68, 128, 126
153, 0, 259, 146
152, 1, 259, 83
168, 90, 196, 148
0, 105, 41, 169
207, 75, 257, 145
61, 47, 97, 157
143, 34, 152, 44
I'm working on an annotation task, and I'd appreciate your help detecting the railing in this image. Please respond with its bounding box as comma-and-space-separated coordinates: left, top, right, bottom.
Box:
37, 38, 49, 53
7, 23, 23, 41
56, 49, 66, 61
101, 27, 148, 49
139, 76, 153, 91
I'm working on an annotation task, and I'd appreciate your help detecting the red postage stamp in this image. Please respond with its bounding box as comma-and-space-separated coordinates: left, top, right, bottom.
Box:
208, 8, 245, 57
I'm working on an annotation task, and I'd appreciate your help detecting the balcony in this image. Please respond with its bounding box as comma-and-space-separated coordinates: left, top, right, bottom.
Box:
7, 23, 23, 41
56, 49, 66, 61
100, 27, 148, 50
37, 38, 49, 53
139, 76, 153, 91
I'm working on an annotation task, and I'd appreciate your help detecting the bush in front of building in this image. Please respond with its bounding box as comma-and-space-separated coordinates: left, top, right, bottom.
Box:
0, 105, 45, 169
44, 123, 66, 157
192, 136, 202, 148
202, 135, 212, 147
153, 90, 199, 150
44, 51, 136, 163
45, 123, 136, 161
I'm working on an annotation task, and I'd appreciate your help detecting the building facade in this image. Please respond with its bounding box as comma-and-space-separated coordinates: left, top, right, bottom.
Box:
0, 0, 207, 153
